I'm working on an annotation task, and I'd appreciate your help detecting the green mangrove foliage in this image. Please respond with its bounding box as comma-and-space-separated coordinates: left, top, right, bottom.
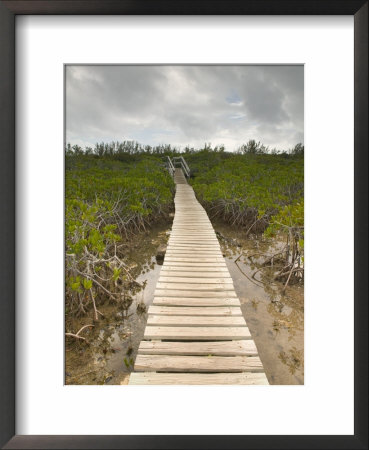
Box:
65, 156, 174, 320
186, 150, 304, 287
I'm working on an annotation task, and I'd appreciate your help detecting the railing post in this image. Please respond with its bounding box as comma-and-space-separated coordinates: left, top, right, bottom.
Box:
166, 156, 175, 177
167, 156, 190, 178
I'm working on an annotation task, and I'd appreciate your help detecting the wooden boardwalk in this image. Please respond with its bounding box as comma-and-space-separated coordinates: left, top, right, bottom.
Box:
129, 169, 268, 384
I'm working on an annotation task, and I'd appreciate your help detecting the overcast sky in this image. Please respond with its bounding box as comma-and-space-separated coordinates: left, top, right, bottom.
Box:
66, 65, 303, 152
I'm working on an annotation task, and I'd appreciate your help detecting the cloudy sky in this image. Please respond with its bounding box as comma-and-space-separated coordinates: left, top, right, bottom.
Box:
66, 65, 303, 152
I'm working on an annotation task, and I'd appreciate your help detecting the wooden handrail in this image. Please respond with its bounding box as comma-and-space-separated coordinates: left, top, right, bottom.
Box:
166, 156, 175, 177
171, 156, 190, 177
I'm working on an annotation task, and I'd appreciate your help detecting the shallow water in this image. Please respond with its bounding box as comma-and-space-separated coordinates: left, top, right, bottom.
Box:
214, 221, 304, 385
65, 223, 170, 385
66, 220, 304, 385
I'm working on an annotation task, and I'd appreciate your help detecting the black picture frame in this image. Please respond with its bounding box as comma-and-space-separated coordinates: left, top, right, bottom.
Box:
0, 1, 367, 449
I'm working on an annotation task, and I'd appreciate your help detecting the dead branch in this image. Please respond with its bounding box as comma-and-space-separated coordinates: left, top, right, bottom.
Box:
65, 324, 94, 344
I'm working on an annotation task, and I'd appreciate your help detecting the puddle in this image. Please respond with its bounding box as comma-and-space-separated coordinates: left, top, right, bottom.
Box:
214, 221, 304, 385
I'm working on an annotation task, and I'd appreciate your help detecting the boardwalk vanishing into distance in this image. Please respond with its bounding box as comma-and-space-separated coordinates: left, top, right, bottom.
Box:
129, 163, 269, 385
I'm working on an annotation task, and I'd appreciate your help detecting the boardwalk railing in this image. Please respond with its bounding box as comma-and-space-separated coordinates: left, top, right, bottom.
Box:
167, 156, 190, 178
166, 156, 176, 177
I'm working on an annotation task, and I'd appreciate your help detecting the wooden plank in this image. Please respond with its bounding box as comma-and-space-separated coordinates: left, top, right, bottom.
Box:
170, 231, 214, 234
168, 238, 218, 241
147, 315, 246, 327
165, 247, 220, 251
166, 245, 221, 248
134, 354, 263, 372
172, 220, 211, 222
160, 267, 229, 273
170, 229, 214, 232
169, 243, 217, 246
170, 234, 216, 236
167, 243, 219, 246
153, 297, 240, 307
162, 261, 227, 270
170, 232, 213, 235
168, 239, 218, 243
154, 289, 237, 298
168, 239, 216, 243
166, 247, 220, 251
164, 257, 224, 262
173, 227, 212, 231
168, 246, 220, 249
160, 271, 230, 278
166, 251, 221, 256
169, 237, 219, 241
166, 253, 222, 257
156, 282, 234, 290
147, 305, 243, 316
168, 245, 219, 248
129, 372, 269, 385
143, 326, 251, 340
159, 277, 232, 283
138, 340, 257, 356
171, 228, 213, 230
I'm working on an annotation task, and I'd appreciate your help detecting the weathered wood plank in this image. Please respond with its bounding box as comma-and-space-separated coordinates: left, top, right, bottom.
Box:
170, 229, 214, 232
137, 339, 257, 356
167, 243, 218, 246
153, 297, 241, 307
168, 240, 218, 244
170, 229, 216, 234
129, 372, 269, 385
147, 305, 243, 316
169, 238, 216, 241
164, 257, 224, 262
172, 221, 210, 223
161, 263, 227, 268
134, 354, 263, 372
168, 244, 218, 248
166, 253, 222, 257
160, 271, 230, 278
166, 251, 222, 256
160, 264, 229, 277
154, 289, 237, 297
169, 232, 219, 237
143, 326, 251, 340
167, 246, 220, 250
167, 247, 221, 251
168, 240, 218, 243
169, 237, 216, 240
159, 277, 232, 283
147, 315, 246, 327
156, 282, 234, 291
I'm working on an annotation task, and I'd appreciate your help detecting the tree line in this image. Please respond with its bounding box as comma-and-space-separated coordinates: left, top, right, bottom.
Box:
65, 140, 304, 157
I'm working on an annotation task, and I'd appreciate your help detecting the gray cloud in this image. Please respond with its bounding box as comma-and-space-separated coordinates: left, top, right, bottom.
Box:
66, 65, 303, 151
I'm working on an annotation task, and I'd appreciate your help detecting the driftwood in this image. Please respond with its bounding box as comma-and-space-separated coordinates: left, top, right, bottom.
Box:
65, 324, 94, 344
